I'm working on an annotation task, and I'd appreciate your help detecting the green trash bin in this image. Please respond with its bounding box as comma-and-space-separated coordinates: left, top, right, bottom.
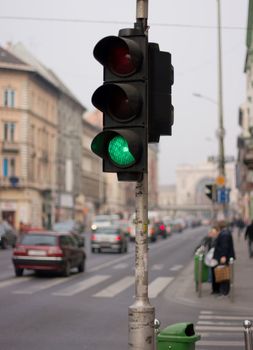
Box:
157, 322, 201, 350
194, 253, 209, 284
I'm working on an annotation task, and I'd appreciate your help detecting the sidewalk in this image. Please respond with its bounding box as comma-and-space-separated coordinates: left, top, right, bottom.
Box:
164, 230, 253, 313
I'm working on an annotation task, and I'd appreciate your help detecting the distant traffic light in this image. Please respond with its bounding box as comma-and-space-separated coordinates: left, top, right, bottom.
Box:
91, 26, 148, 181
205, 184, 217, 201
148, 43, 174, 142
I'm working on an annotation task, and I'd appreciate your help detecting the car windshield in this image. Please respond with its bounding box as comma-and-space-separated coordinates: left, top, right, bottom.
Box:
20, 234, 57, 246
95, 227, 119, 235
53, 221, 74, 232
94, 216, 111, 222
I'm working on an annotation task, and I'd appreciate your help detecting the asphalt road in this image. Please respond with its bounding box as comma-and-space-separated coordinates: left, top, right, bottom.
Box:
0, 226, 248, 350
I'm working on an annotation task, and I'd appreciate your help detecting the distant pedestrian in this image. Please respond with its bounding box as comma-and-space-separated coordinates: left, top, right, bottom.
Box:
245, 220, 253, 258
213, 220, 236, 296
235, 217, 245, 240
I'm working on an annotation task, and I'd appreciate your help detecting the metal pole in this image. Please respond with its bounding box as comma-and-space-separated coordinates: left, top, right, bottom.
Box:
128, 175, 155, 350
198, 254, 203, 298
243, 320, 253, 350
128, 3, 155, 349
229, 257, 234, 302
217, 0, 225, 179
216, 0, 227, 218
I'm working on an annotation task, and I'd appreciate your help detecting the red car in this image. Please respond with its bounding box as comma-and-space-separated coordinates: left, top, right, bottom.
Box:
12, 231, 86, 277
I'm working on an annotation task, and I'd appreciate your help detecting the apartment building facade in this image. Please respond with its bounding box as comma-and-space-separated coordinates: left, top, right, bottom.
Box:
0, 46, 58, 228
237, 0, 253, 221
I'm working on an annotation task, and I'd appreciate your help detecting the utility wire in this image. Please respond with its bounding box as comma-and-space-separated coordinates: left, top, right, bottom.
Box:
0, 15, 247, 30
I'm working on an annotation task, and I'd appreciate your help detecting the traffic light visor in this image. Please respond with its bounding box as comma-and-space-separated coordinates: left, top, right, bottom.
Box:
93, 36, 143, 77
92, 83, 142, 122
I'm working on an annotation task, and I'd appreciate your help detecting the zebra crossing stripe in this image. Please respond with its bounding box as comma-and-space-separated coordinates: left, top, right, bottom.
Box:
199, 315, 253, 321
170, 265, 183, 271
197, 340, 244, 347
0, 276, 33, 288
196, 325, 243, 332
151, 264, 163, 271
113, 263, 129, 270
53, 275, 110, 296
148, 277, 174, 298
13, 276, 76, 294
94, 276, 134, 298
198, 320, 245, 326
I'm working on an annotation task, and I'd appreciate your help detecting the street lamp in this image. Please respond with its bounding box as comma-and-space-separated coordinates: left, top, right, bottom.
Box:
192, 1, 227, 219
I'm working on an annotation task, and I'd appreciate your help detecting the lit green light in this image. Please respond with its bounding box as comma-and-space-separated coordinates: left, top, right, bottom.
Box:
108, 135, 135, 167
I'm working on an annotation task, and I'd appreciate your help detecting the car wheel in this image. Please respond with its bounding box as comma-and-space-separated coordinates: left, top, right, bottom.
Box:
63, 261, 71, 277
78, 259, 85, 273
15, 267, 24, 277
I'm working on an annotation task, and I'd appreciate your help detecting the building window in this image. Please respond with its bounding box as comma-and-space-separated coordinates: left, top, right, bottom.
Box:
2, 158, 16, 177
4, 88, 15, 107
4, 122, 15, 142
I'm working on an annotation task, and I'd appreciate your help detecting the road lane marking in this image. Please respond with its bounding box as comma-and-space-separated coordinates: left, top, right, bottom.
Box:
89, 253, 134, 272
197, 320, 246, 326
94, 276, 134, 298
148, 277, 174, 298
113, 263, 129, 269
53, 275, 110, 296
199, 315, 253, 321
0, 276, 33, 288
197, 340, 244, 347
13, 276, 77, 294
196, 325, 243, 331
151, 264, 163, 271
170, 265, 183, 271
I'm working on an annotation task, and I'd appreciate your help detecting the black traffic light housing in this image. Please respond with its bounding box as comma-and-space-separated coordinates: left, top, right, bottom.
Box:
205, 184, 217, 201
148, 43, 174, 142
91, 26, 148, 182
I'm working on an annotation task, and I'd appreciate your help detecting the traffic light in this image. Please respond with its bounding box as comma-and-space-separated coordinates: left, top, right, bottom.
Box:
205, 184, 217, 201
148, 43, 174, 142
91, 26, 148, 181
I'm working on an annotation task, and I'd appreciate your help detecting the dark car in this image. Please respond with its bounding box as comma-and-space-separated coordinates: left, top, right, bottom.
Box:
91, 226, 128, 253
53, 220, 85, 247
0, 221, 17, 249
12, 231, 86, 277
148, 221, 167, 241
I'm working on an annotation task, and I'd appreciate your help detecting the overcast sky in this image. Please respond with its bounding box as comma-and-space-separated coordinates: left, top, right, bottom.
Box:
0, 0, 249, 185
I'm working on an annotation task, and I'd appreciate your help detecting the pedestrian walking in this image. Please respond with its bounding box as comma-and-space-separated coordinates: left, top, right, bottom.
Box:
213, 220, 236, 296
245, 220, 253, 258
235, 217, 245, 240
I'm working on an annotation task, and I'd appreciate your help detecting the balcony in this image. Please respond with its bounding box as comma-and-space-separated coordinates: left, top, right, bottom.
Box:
1, 141, 20, 153
0, 176, 25, 188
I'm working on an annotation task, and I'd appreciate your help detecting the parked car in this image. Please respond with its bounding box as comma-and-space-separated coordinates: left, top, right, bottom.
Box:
170, 219, 184, 233
12, 231, 86, 277
91, 215, 112, 232
128, 211, 161, 242
0, 221, 17, 249
113, 219, 130, 238
53, 220, 85, 247
91, 226, 128, 253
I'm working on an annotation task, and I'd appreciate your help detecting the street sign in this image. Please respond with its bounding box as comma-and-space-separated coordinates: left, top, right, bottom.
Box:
215, 175, 225, 186
217, 187, 230, 204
